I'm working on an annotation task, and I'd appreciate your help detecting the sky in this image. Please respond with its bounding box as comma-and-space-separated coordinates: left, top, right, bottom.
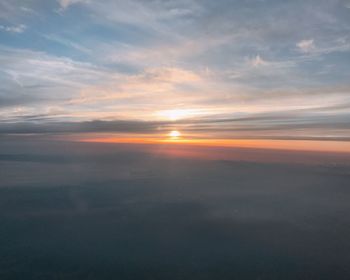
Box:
1, 0, 350, 148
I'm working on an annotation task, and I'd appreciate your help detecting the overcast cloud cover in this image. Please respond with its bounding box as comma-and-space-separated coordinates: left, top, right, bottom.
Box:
0, 0, 350, 139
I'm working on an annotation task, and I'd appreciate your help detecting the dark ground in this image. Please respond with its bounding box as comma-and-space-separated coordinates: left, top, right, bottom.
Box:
1, 138, 350, 280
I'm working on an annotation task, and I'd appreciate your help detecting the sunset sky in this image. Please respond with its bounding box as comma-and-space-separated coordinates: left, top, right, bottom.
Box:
1, 0, 350, 151
2, 2, 350, 279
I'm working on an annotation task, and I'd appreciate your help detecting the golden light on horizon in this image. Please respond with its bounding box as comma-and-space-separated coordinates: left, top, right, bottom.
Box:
75, 133, 350, 154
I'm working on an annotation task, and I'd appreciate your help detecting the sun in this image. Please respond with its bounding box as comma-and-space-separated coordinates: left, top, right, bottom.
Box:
169, 130, 181, 138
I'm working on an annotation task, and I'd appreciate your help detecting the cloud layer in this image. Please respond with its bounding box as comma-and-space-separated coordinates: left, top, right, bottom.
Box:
0, 0, 350, 140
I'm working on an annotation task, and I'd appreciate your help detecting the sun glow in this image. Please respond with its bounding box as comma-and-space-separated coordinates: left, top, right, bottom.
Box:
169, 130, 181, 138
157, 109, 201, 121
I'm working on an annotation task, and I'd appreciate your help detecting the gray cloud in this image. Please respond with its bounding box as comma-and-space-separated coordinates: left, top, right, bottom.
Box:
0, 120, 165, 134
1, 108, 350, 141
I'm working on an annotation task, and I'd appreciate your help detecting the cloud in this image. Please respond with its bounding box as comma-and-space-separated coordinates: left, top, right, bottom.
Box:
0, 120, 165, 134
67, 66, 202, 108
0, 46, 207, 122
64, 0, 202, 26
0, 24, 26, 33
297, 39, 315, 53
250, 55, 269, 67
57, 0, 86, 10
1, 108, 350, 142
0, 46, 117, 113
135, 67, 200, 84
42, 34, 91, 54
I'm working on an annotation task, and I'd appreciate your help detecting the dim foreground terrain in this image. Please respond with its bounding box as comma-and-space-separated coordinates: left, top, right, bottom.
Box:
1, 138, 350, 280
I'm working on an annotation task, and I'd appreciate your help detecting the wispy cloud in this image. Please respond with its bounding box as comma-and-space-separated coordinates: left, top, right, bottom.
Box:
250, 55, 269, 67
42, 34, 91, 53
0, 24, 26, 33
297, 39, 315, 53
57, 0, 86, 10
